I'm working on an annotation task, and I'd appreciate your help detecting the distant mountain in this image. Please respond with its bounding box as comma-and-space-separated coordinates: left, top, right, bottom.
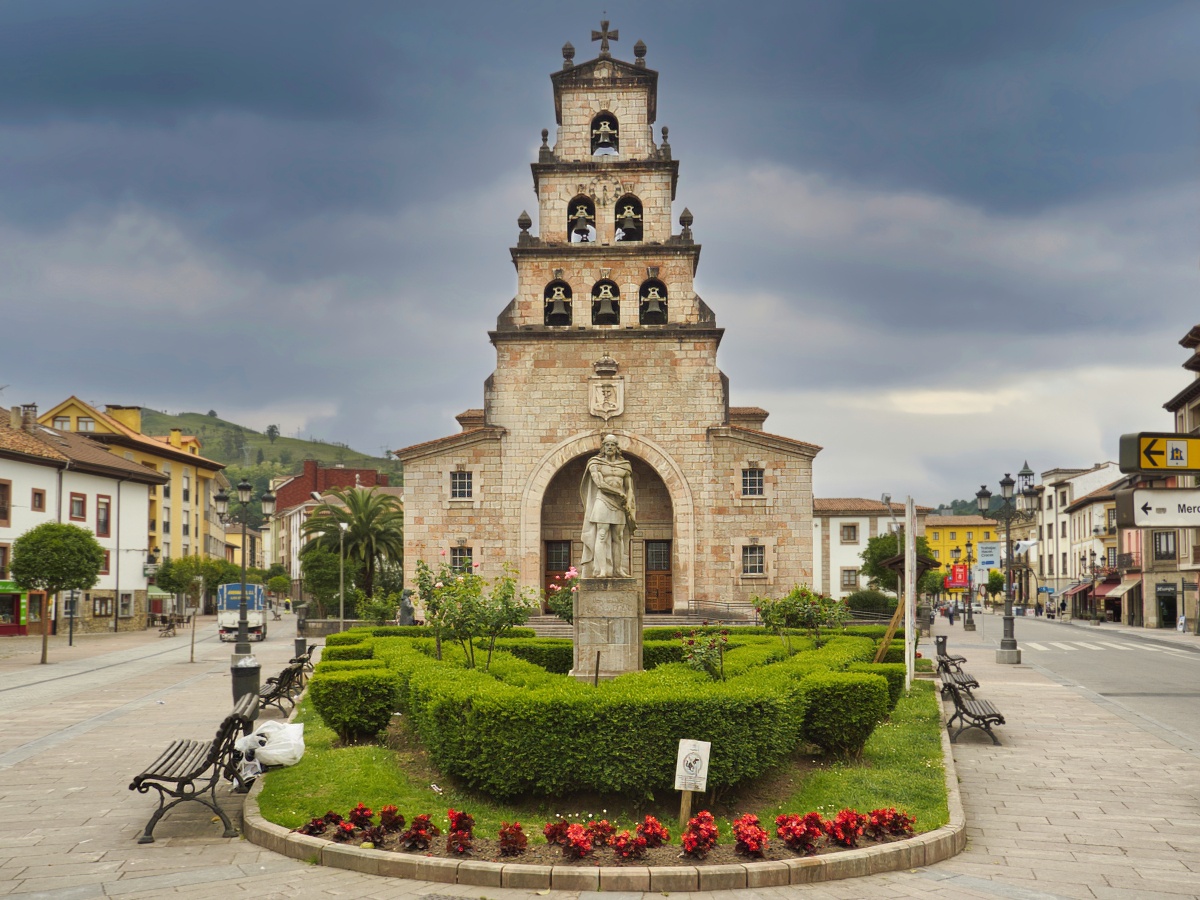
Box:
138, 408, 395, 472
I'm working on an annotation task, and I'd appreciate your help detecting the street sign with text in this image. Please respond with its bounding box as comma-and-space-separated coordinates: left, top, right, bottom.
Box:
1119, 432, 1200, 475
1115, 488, 1200, 528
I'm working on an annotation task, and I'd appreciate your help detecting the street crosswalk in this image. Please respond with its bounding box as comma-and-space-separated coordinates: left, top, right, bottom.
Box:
1023, 640, 1192, 655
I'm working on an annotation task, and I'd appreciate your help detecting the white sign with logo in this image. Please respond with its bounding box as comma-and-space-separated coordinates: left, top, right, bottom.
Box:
976, 542, 1001, 569
674, 739, 711, 792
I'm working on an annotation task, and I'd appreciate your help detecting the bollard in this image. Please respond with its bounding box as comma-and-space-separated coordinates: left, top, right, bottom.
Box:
935, 635, 947, 658
294, 637, 307, 658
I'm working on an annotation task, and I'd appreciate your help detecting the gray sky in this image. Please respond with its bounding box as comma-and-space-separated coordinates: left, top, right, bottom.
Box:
4, 1, 1197, 503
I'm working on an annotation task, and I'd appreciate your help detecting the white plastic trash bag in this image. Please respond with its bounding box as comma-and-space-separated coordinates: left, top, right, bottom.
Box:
252, 721, 305, 767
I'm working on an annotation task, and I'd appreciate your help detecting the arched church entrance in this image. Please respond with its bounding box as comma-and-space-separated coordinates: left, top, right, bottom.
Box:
540, 452, 675, 613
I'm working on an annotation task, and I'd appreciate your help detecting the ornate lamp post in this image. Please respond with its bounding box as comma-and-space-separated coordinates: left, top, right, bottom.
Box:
338, 521, 348, 633
963, 538, 976, 630
215, 480, 275, 701
1080, 549, 1100, 621
978, 462, 1037, 664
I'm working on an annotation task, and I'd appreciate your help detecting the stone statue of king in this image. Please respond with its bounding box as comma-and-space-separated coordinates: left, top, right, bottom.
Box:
579, 434, 637, 578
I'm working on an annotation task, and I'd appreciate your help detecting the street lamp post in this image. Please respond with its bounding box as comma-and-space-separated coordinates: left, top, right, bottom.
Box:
1080, 549, 1100, 621
963, 538, 976, 631
978, 462, 1037, 665
338, 521, 348, 633
215, 480, 276, 702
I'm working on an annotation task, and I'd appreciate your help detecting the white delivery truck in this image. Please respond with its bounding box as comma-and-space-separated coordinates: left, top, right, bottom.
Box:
217, 583, 268, 642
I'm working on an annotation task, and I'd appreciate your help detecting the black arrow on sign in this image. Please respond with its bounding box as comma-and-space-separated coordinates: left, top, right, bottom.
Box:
1141, 502, 1152, 516
1143, 439, 1164, 467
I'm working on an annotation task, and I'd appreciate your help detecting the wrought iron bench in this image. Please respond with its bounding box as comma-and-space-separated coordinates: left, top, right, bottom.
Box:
258, 662, 306, 716
936, 652, 968, 675
128, 693, 258, 843
944, 681, 1005, 745
939, 669, 980, 699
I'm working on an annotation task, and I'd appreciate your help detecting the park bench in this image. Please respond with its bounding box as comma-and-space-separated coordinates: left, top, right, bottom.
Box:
936, 652, 968, 675
157, 614, 190, 637
289, 644, 318, 686
128, 693, 258, 843
939, 669, 980, 699
258, 661, 306, 716
944, 681, 1005, 745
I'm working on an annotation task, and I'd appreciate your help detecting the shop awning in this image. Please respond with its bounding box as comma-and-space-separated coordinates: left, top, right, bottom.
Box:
1062, 583, 1090, 597
1104, 577, 1142, 600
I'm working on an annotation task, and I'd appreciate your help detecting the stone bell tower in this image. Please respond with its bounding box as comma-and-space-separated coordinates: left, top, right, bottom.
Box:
398, 24, 820, 617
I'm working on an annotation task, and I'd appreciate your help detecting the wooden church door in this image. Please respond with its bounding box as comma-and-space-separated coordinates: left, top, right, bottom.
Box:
644, 540, 673, 612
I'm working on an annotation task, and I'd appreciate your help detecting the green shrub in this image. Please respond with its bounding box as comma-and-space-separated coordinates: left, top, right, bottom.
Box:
643, 639, 682, 669
848, 662, 906, 709
322, 643, 374, 661
308, 668, 400, 742
325, 631, 369, 646
493, 637, 573, 673
799, 672, 890, 757
845, 590, 896, 616
876, 642, 905, 664
314, 658, 386, 673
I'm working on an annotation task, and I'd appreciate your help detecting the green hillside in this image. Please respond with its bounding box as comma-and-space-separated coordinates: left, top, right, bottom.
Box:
138, 408, 397, 474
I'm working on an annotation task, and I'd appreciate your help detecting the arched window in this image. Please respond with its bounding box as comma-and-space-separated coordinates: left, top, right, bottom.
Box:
544, 281, 572, 326
639, 280, 668, 325
614, 195, 643, 242
592, 280, 620, 325
568, 195, 596, 243
591, 112, 619, 155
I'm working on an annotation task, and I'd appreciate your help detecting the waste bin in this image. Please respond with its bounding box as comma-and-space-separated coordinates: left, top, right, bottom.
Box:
294, 637, 307, 658
231, 654, 261, 712
935, 635, 947, 658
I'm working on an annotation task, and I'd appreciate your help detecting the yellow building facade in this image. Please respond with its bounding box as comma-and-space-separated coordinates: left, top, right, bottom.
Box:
924, 515, 999, 602
38, 399, 226, 564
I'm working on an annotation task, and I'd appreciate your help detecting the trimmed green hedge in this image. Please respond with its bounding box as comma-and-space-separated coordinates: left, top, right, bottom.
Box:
322, 643, 375, 661
492, 637, 573, 673
800, 672, 890, 757
308, 668, 400, 742
848, 662, 906, 709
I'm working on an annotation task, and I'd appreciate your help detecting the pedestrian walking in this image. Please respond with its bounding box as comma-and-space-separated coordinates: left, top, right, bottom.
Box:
948, 605, 956, 626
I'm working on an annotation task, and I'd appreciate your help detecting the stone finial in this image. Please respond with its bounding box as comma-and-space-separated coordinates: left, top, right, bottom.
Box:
539, 128, 554, 162
562, 41, 575, 69
634, 39, 647, 66
679, 207, 694, 243
659, 125, 671, 160
517, 210, 533, 246
593, 353, 619, 376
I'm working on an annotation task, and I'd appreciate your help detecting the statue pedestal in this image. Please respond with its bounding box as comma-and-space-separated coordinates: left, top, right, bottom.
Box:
572, 577, 642, 682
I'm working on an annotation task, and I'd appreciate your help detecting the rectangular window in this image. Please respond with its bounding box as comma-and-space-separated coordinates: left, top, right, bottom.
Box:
1153, 531, 1177, 561
932, 549, 940, 559
741, 468, 764, 496
93, 594, 113, 617
984, 531, 991, 540
1060, 490, 1067, 506
69, 492, 86, 521
646, 540, 671, 571
1046, 496, 1052, 509
28, 593, 43, 622
840, 568, 858, 588
0, 480, 9, 527
96, 495, 112, 538
0, 543, 8, 578
450, 471, 473, 499
741, 544, 765, 576
1061, 552, 1067, 573
1048, 556, 1054, 576
31, 488, 46, 512
1107, 547, 1117, 567
99, 550, 110, 575
450, 546, 473, 571
545, 540, 571, 571
949, 531, 956, 541
840, 524, 859, 543
932, 531, 940, 541
76, 416, 95, 432
1060, 521, 1067, 538
119, 593, 133, 617
53, 415, 71, 430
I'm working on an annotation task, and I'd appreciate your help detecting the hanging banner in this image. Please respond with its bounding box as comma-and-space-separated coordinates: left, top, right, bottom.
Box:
944, 564, 969, 589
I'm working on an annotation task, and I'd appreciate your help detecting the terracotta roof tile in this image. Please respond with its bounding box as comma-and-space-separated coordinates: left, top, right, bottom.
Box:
814, 498, 934, 514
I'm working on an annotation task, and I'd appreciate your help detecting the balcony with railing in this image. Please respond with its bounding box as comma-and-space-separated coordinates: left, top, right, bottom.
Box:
1117, 551, 1142, 572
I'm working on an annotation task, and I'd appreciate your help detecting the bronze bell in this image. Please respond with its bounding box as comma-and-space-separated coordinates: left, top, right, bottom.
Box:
545, 287, 571, 325
571, 208, 592, 241
618, 206, 641, 233
594, 285, 619, 323
641, 288, 666, 323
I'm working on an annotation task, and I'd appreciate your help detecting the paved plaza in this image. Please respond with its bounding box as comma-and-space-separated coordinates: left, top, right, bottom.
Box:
2, 613, 1199, 899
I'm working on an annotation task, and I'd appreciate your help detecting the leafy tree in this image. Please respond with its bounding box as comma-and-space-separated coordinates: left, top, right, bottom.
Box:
756, 585, 848, 653
354, 588, 400, 625
374, 559, 405, 596
278, 449, 293, 466
255, 448, 265, 465
302, 488, 403, 597
10, 523, 105, 664
265, 562, 287, 581
266, 424, 280, 443
858, 532, 933, 593
207, 410, 218, 417
267, 575, 291, 599
300, 547, 341, 618
918, 567, 947, 602
987, 569, 1005, 606
154, 555, 229, 613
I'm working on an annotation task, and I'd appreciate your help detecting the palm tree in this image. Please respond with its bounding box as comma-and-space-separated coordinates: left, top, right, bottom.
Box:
302, 488, 404, 597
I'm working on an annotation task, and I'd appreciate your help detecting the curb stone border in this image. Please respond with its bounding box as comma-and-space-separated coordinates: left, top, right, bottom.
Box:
241, 694, 966, 889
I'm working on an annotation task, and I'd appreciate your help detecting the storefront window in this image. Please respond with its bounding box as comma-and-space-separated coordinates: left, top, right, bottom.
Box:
28, 594, 42, 622
0, 593, 18, 625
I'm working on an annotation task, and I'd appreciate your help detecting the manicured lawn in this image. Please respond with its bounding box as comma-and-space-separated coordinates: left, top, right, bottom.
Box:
257, 679, 947, 841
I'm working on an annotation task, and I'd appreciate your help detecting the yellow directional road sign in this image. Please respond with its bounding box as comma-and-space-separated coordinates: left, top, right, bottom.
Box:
1119, 432, 1200, 475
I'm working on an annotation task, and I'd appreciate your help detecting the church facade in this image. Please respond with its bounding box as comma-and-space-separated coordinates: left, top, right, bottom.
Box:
397, 27, 820, 613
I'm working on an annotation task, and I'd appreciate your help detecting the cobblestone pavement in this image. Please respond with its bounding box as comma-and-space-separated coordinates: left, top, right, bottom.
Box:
2, 613, 1199, 899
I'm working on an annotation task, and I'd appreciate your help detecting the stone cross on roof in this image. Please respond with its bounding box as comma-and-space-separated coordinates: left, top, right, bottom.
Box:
592, 19, 618, 57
